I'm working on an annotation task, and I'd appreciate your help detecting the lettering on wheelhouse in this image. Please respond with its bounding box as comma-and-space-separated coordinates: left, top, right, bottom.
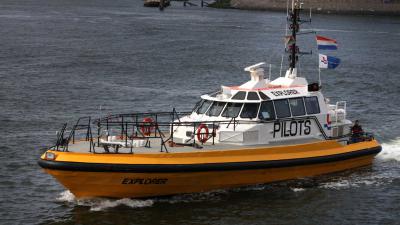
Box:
270, 89, 299, 97
122, 178, 168, 185
273, 119, 311, 138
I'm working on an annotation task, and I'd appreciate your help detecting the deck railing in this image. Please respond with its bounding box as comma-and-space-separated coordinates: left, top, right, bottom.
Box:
51, 109, 350, 154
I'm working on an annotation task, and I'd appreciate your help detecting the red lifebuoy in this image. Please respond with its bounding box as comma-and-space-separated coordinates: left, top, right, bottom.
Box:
140, 117, 155, 136
196, 124, 209, 144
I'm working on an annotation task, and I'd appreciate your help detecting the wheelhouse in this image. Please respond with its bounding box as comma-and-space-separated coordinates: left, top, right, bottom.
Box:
192, 93, 321, 121
172, 63, 351, 145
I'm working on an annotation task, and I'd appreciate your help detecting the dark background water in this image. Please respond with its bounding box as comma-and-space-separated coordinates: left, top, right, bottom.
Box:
0, 0, 399, 224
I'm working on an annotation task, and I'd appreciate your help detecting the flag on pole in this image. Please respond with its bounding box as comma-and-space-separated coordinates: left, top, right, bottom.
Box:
284, 35, 295, 46
319, 54, 340, 69
316, 35, 338, 50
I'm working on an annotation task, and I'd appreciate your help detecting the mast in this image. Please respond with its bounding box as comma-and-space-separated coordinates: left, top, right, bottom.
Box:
288, 0, 300, 71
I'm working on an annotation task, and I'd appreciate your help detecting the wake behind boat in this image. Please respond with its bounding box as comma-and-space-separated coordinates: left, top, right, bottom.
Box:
38, 0, 381, 198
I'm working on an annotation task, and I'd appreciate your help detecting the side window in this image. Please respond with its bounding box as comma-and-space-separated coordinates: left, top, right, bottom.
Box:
206, 102, 226, 117
196, 100, 212, 114
240, 103, 260, 119
274, 99, 291, 118
304, 96, 320, 114
289, 98, 306, 116
247, 92, 260, 100
221, 103, 243, 118
258, 101, 275, 120
231, 91, 246, 100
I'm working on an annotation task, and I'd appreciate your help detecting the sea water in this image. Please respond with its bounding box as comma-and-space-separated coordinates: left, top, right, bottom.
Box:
0, 0, 399, 224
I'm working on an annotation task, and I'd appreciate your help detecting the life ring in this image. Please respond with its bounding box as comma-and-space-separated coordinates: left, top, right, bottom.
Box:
140, 117, 155, 136
196, 124, 209, 144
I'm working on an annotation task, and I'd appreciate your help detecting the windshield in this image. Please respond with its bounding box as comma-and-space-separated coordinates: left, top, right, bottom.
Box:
192, 99, 203, 112
196, 100, 212, 114
207, 101, 226, 117
221, 102, 243, 118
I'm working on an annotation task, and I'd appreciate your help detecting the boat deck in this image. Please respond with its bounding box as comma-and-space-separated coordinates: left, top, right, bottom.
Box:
63, 136, 326, 154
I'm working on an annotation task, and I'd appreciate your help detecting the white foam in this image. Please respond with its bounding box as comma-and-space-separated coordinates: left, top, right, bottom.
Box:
237, 184, 266, 191
319, 140, 400, 190
377, 138, 400, 162
56, 190, 75, 203
56, 189, 228, 209
85, 198, 154, 212
291, 188, 306, 192
319, 168, 398, 190
56, 191, 153, 211
320, 180, 353, 190
319, 178, 384, 190
160, 189, 228, 204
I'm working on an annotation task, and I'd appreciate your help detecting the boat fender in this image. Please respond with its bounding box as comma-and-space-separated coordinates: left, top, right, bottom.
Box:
140, 117, 155, 136
196, 124, 209, 144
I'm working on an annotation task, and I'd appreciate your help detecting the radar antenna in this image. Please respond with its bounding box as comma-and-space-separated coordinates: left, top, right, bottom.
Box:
288, 0, 301, 70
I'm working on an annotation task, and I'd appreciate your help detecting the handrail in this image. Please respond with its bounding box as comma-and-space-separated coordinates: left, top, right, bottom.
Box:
94, 111, 192, 124
55, 116, 93, 152
55, 123, 67, 151
226, 117, 237, 131
52, 109, 342, 154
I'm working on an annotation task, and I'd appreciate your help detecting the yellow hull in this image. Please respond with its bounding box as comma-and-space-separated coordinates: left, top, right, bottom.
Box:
39, 140, 381, 198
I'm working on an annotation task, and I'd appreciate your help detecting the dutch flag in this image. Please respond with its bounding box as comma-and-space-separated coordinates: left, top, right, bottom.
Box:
316, 35, 338, 50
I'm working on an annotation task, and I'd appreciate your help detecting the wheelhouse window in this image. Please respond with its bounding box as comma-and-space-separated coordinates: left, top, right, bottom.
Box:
206, 101, 226, 117
247, 92, 260, 100
274, 99, 291, 118
221, 102, 243, 118
196, 100, 212, 114
258, 101, 275, 121
289, 98, 306, 116
304, 96, 320, 114
240, 103, 260, 119
231, 91, 246, 100
192, 99, 203, 113
259, 92, 270, 100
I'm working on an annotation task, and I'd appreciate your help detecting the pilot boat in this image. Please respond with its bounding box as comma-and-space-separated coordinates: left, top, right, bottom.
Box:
38, 1, 381, 198
143, 0, 170, 8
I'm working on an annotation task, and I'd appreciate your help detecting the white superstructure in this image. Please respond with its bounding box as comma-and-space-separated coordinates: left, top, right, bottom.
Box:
173, 64, 352, 145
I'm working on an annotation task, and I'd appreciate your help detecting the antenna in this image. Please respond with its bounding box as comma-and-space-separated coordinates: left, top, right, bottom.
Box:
286, 0, 289, 17
288, 0, 300, 70
318, 67, 322, 86
269, 63, 272, 80
286, 0, 289, 36
298, 57, 301, 76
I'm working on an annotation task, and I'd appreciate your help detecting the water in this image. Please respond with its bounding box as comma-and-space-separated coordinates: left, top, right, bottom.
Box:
0, 0, 399, 224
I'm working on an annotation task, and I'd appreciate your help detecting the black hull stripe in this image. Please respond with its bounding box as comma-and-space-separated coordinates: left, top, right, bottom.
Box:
38, 146, 382, 173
